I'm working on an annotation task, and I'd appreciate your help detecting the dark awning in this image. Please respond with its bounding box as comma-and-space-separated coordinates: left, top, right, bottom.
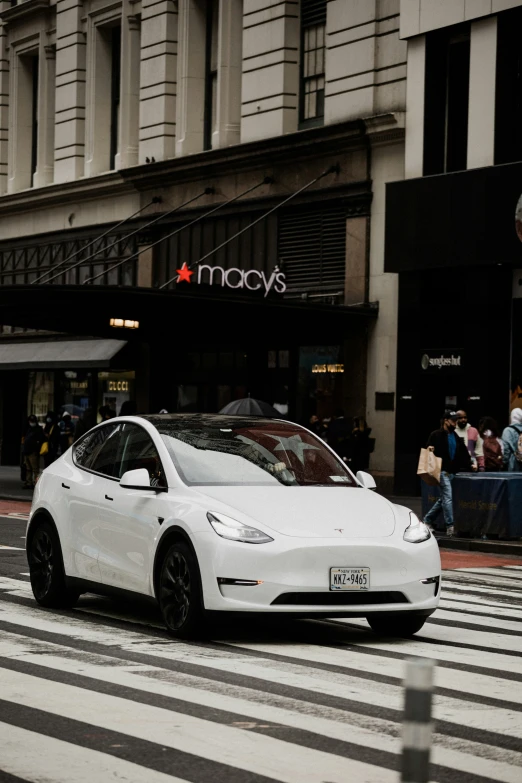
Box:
0, 338, 127, 370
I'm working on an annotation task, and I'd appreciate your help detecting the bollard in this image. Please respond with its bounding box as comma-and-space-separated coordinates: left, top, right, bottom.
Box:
401, 657, 435, 783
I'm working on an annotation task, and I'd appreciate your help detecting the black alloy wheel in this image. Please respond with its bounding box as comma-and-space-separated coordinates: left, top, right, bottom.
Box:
158, 542, 205, 638
28, 520, 79, 609
366, 613, 427, 637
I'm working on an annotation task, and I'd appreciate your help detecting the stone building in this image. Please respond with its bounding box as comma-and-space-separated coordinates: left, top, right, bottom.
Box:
0, 0, 406, 492
386, 0, 522, 493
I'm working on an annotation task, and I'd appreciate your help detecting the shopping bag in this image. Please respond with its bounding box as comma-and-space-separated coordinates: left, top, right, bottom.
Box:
417, 447, 441, 486
40, 440, 49, 456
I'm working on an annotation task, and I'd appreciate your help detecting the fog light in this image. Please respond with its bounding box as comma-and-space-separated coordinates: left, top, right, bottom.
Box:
421, 576, 440, 596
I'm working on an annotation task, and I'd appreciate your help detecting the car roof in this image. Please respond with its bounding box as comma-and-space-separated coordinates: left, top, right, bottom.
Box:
138, 413, 290, 430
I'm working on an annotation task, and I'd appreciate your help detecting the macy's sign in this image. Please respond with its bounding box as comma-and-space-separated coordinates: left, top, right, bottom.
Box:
176, 262, 286, 297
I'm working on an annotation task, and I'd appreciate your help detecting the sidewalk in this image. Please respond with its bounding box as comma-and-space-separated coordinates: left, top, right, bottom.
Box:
0, 466, 34, 502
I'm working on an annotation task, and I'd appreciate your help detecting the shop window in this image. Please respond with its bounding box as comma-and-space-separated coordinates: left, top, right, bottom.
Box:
27, 372, 54, 423
495, 7, 522, 165
30, 55, 39, 185
300, 0, 326, 127
204, 0, 219, 150
423, 25, 470, 175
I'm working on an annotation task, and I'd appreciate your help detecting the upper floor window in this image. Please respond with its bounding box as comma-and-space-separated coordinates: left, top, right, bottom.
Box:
423, 24, 470, 175
204, 0, 219, 150
495, 7, 522, 165
300, 0, 326, 128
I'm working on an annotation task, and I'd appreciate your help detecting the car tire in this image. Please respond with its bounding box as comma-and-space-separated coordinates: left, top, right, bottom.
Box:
366, 613, 426, 637
158, 541, 206, 638
28, 520, 80, 609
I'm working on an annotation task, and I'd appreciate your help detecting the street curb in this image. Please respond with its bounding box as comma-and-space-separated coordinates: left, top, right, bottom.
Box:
436, 537, 522, 556
0, 494, 32, 503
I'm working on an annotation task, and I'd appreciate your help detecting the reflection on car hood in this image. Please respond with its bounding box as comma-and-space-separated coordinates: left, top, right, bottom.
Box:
198, 486, 396, 538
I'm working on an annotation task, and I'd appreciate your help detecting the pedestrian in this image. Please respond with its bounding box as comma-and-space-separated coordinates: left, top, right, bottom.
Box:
455, 410, 484, 471
74, 407, 97, 441
43, 411, 60, 467
59, 413, 75, 455
308, 414, 325, 438
501, 408, 522, 472
21, 414, 45, 489
98, 404, 115, 422
423, 410, 472, 536
326, 409, 352, 463
349, 417, 374, 474
478, 416, 504, 472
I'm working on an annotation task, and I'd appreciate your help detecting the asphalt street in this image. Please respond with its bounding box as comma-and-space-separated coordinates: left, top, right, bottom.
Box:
0, 508, 521, 783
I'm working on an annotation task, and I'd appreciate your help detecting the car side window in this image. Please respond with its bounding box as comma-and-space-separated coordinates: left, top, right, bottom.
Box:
74, 423, 123, 478
116, 424, 166, 488
74, 424, 119, 473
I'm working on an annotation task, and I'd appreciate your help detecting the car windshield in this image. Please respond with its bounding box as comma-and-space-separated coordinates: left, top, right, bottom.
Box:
151, 416, 357, 487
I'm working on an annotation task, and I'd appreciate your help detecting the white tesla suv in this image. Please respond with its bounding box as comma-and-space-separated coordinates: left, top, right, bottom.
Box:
26, 414, 441, 637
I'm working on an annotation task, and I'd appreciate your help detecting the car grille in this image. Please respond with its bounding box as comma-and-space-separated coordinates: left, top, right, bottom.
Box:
271, 591, 409, 606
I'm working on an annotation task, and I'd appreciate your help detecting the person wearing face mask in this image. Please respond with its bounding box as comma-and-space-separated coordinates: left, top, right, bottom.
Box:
21, 415, 45, 489
423, 411, 472, 536
455, 410, 483, 471
43, 411, 60, 467
501, 408, 522, 472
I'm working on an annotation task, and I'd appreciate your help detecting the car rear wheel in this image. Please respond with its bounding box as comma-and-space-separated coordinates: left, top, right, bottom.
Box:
28, 520, 80, 609
366, 613, 427, 637
158, 541, 205, 638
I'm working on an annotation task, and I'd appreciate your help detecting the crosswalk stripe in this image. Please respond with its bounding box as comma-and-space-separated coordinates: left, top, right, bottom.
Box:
0, 668, 399, 783
0, 722, 186, 783
430, 607, 522, 634
440, 597, 522, 617
0, 632, 521, 783
442, 581, 522, 601
452, 568, 522, 582
0, 600, 520, 742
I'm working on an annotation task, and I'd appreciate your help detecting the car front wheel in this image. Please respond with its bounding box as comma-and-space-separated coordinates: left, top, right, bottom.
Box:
366, 612, 427, 637
28, 520, 80, 609
158, 541, 205, 638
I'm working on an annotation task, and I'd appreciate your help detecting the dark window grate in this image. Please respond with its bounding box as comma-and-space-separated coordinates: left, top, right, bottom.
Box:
271, 591, 409, 606
279, 206, 346, 295
301, 0, 326, 28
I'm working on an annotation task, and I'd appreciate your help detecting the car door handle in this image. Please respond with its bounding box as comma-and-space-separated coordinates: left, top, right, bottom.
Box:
62, 483, 70, 489
105, 494, 113, 501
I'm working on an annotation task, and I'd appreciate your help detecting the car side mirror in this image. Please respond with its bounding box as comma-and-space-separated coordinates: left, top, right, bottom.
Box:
120, 468, 156, 491
356, 470, 377, 490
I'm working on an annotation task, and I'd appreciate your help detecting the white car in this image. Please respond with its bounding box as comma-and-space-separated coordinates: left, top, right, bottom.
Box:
26, 414, 441, 638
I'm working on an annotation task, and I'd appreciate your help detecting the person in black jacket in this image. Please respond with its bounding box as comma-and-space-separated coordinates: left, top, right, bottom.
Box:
424, 410, 472, 536
22, 415, 45, 488
43, 411, 60, 467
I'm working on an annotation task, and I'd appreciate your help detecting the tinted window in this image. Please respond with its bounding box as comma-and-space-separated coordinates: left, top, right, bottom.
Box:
116, 424, 166, 487
74, 423, 120, 474
158, 418, 356, 487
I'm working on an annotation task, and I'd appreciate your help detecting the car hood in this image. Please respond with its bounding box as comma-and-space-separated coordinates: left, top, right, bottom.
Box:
197, 486, 396, 538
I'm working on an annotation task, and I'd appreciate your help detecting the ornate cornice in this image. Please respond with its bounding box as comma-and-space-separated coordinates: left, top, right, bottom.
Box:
0, 0, 51, 24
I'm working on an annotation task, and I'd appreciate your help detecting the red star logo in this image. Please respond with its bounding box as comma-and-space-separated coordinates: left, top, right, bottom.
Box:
176, 262, 193, 283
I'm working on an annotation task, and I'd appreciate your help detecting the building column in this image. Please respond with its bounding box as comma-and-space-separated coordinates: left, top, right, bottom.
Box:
84, 22, 113, 176
211, 0, 242, 149
137, 243, 154, 287
139, 0, 177, 163
54, 0, 86, 183
404, 35, 425, 179
7, 49, 34, 193
33, 44, 56, 188
116, 8, 140, 170
175, 0, 207, 157
467, 16, 497, 170
0, 21, 8, 195
241, 0, 299, 143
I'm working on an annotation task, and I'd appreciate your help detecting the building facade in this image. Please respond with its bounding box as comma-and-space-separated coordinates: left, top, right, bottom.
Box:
0, 0, 407, 490
386, 0, 522, 493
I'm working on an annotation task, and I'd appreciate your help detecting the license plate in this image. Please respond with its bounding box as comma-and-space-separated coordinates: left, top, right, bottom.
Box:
330, 567, 370, 591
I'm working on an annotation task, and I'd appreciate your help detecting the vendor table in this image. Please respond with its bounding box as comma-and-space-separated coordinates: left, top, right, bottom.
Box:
421, 473, 522, 538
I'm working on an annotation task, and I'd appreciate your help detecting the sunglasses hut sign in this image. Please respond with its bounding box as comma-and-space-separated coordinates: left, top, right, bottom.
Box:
175, 262, 287, 296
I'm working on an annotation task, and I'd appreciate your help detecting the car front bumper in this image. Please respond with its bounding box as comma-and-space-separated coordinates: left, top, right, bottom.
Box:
193, 531, 441, 615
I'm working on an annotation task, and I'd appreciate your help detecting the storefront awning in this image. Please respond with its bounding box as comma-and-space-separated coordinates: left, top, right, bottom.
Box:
0, 338, 127, 370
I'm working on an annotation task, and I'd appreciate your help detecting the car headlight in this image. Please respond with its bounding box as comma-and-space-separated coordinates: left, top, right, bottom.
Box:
403, 512, 431, 543
207, 512, 274, 544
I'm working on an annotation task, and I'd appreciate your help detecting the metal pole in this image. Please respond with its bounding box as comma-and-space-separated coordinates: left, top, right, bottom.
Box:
401, 657, 435, 783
